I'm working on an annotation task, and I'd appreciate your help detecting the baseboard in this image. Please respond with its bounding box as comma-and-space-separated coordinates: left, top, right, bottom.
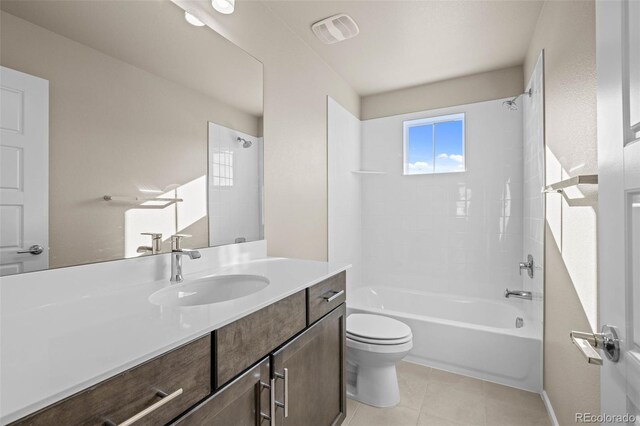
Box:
542, 390, 559, 426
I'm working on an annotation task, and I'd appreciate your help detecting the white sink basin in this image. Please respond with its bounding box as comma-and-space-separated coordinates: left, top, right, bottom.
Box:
149, 274, 270, 307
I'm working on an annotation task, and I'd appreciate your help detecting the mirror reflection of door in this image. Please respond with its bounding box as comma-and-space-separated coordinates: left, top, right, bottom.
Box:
0, 66, 49, 275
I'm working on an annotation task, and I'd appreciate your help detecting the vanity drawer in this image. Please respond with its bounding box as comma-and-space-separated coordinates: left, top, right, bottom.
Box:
173, 358, 270, 425
306, 272, 346, 324
12, 335, 211, 426
215, 290, 306, 388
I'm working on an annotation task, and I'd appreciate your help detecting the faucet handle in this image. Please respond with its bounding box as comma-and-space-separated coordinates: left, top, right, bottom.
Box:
141, 233, 162, 254
141, 232, 162, 239
171, 234, 191, 251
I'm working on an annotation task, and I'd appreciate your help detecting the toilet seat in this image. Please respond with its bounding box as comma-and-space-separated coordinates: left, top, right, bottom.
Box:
346, 313, 413, 348
347, 332, 412, 345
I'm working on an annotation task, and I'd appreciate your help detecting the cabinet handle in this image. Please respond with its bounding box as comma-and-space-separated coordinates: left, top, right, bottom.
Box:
103, 388, 182, 426
256, 380, 273, 424
270, 378, 277, 426
258, 381, 272, 424
323, 290, 344, 303
275, 368, 289, 417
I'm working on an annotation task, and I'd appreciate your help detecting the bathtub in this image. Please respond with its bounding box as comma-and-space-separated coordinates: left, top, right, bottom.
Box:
348, 286, 542, 392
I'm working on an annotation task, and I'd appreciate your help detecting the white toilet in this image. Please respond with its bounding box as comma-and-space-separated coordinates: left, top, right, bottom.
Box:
346, 313, 413, 407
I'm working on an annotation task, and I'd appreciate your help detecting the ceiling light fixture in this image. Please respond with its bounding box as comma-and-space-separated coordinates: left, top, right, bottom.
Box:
184, 11, 205, 26
212, 0, 235, 15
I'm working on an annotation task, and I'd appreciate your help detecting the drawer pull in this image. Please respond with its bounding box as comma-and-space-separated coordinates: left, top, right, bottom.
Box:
104, 388, 183, 426
322, 290, 344, 303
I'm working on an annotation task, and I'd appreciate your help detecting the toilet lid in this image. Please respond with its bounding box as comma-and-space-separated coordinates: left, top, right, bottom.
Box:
346, 314, 412, 341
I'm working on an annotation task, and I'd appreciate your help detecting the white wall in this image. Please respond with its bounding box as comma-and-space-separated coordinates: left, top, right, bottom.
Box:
208, 122, 263, 247
328, 97, 362, 293
360, 99, 523, 300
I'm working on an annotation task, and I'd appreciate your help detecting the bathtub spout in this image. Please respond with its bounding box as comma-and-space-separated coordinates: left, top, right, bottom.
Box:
504, 289, 533, 300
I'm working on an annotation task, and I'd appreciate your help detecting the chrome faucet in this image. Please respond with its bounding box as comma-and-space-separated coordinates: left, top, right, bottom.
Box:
170, 234, 201, 284
519, 254, 534, 278
504, 288, 533, 300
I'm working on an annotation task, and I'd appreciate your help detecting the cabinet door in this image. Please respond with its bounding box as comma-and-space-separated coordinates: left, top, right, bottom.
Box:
174, 358, 271, 426
272, 304, 346, 426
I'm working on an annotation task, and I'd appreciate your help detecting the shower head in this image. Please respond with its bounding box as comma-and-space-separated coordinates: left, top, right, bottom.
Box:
502, 99, 519, 111
502, 88, 533, 111
236, 137, 252, 148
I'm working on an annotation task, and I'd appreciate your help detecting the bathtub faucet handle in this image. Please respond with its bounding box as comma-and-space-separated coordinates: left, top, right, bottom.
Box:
519, 254, 534, 278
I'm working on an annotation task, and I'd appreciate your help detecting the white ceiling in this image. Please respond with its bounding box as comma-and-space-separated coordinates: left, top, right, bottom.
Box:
265, 0, 544, 96
1, 0, 263, 116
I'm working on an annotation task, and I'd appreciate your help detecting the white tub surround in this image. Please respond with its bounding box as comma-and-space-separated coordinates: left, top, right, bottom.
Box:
349, 286, 542, 392
328, 97, 362, 292
360, 99, 523, 299
522, 53, 545, 327
0, 241, 349, 424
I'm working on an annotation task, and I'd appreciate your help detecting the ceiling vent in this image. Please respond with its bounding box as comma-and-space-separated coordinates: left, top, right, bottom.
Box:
311, 14, 359, 45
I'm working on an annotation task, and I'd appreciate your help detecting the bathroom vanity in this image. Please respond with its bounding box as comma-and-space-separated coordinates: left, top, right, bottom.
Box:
0, 2, 348, 425
5, 266, 347, 426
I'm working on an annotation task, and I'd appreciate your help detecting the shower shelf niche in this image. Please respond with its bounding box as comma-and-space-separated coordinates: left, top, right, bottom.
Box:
351, 170, 386, 175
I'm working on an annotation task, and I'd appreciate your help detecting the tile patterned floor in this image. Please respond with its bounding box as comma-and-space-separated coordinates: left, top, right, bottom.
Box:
345, 361, 551, 426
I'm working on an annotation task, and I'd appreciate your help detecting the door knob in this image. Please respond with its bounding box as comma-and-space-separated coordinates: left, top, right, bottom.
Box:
570, 325, 620, 365
16, 245, 44, 255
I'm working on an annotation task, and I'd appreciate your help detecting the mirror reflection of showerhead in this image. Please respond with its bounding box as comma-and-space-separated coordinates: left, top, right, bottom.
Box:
502, 99, 519, 110
502, 88, 533, 111
236, 137, 252, 148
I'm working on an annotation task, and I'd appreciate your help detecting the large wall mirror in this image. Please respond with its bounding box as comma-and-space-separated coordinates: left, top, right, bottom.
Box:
0, 1, 264, 276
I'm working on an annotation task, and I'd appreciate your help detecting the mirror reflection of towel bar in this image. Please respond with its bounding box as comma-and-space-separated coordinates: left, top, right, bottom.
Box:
103, 195, 183, 209
542, 174, 598, 193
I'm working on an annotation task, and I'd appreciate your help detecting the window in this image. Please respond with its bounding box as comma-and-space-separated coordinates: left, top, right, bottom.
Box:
403, 113, 465, 175
212, 149, 234, 187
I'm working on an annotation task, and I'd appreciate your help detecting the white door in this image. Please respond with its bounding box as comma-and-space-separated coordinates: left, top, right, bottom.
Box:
597, 0, 640, 418
0, 67, 49, 275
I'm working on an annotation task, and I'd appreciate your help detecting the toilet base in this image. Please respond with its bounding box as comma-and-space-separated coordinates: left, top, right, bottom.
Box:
347, 361, 401, 407
346, 338, 412, 408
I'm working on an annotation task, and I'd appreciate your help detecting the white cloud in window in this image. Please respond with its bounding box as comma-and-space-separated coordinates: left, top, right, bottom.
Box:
437, 153, 463, 163
408, 161, 432, 172
435, 153, 464, 172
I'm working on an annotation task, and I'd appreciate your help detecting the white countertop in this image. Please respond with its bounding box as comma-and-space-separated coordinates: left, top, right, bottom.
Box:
0, 257, 349, 424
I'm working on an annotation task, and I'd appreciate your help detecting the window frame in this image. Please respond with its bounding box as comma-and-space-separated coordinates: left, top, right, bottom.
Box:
402, 112, 466, 175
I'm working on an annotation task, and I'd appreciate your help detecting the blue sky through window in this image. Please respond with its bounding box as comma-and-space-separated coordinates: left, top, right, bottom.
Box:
406, 125, 434, 174
405, 115, 464, 174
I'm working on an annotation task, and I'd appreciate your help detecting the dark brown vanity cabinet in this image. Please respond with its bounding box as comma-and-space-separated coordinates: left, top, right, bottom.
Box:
175, 303, 347, 426
272, 304, 347, 426
214, 291, 307, 388
10, 273, 347, 426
